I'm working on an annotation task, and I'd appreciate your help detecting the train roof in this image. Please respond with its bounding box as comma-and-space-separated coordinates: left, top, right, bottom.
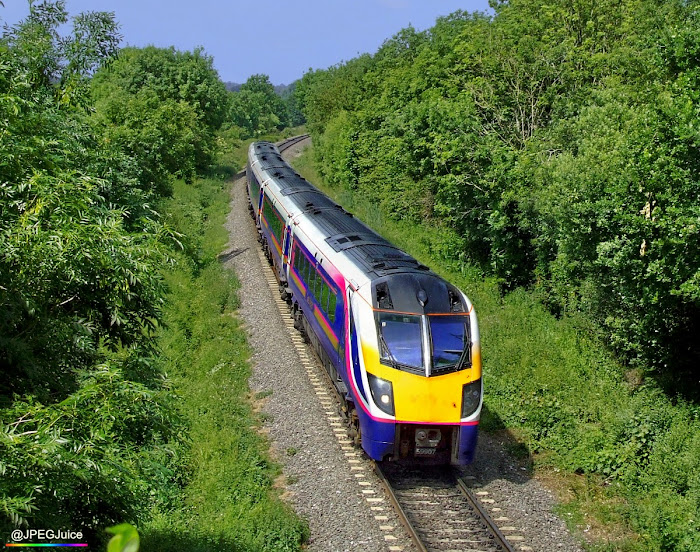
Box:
250, 142, 438, 282
299, 206, 431, 280
285, 189, 338, 211
250, 142, 284, 169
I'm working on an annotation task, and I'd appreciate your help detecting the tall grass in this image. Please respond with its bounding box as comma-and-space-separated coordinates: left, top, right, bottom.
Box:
139, 153, 308, 550
291, 146, 700, 552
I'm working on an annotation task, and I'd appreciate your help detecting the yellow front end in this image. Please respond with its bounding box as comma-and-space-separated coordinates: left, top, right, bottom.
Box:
362, 344, 482, 423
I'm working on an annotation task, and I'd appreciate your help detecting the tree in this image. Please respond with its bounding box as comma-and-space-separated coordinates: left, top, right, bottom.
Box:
228, 73, 288, 137
1, 3, 179, 539
91, 45, 229, 184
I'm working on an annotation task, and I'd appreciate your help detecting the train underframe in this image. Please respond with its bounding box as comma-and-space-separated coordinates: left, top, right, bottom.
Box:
356, 407, 479, 465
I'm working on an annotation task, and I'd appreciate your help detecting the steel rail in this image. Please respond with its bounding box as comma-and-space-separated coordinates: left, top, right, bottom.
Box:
376, 462, 517, 552
457, 477, 516, 552
374, 462, 429, 552
276, 133, 310, 153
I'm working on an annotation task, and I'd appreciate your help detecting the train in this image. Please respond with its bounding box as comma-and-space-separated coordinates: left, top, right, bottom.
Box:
246, 140, 482, 465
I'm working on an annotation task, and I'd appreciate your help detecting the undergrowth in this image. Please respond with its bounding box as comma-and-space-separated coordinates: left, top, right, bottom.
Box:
292, 145, 700, 552
139, 144, 308, 551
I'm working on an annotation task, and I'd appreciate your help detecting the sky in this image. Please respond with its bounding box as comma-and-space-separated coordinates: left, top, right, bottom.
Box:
1, 0, 492, 85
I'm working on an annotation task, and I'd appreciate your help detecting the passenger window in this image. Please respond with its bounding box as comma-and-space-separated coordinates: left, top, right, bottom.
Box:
320, 281, 329, 313
328, 291, 337, 323
313, 268, 321, 298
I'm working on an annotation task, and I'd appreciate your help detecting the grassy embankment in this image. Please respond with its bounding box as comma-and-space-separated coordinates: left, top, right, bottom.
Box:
138, 132, 309, 551
291, 145, 700, 552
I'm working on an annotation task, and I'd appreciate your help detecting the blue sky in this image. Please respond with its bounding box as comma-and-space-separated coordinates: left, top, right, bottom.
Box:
1, 0, 491, 85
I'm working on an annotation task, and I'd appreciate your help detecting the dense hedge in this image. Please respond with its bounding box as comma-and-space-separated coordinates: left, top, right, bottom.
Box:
1, 2, 238, 544
0, 3, 182, 542
295, 0, 700, 383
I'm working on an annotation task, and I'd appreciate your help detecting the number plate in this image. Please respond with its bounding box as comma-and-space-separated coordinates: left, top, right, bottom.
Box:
415, 447, 437, 456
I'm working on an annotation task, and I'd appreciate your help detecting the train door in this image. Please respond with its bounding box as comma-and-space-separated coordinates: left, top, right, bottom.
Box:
336, 292, 345, 371
282, 225, 292, 275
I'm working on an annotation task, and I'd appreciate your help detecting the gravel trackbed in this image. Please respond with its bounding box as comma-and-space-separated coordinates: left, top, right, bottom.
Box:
222, 138, 585, 552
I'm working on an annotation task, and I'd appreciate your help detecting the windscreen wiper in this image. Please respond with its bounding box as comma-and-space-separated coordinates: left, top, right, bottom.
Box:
456, 341, 472, 369
377, 330, 400, 370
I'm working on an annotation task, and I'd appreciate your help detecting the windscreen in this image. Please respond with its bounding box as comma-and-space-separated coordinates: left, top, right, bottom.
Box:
429, 315, 471, 370
376, 312, 423, 370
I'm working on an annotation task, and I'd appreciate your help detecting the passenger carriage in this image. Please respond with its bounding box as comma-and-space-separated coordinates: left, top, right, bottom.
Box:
247, 141, 482, 464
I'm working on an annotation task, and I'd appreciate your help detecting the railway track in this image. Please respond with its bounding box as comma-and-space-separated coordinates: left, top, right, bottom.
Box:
376, 463, 515, 552
276, 133, 310, 153
249, 134, 520, 552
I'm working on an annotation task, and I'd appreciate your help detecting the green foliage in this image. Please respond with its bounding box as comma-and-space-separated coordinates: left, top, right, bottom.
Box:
523, 86, 700, 374
294, 54, 372, 137
228, 74, 290, 138
297, 0, 700, 380
92, 87, 206, 194
91, 45, 228, 130
0, 169, 169, 399
0, 358, 182, 543
140, 165, 308, 552
0, 3, 182, 545
292, 140, 700, 552
0, 2, 171, 396
107, 523, 140, 552
279, 82, 305, 127
0, 0, 121, 107
91, 45, 229, 192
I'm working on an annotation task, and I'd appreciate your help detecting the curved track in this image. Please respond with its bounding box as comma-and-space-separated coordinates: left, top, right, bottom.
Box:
277, 133, 310, 153
251, 135, 517, 552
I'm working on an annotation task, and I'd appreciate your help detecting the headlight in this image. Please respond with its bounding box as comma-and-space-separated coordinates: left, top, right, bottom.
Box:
461, 378, 481, 418
367, 373, 395, 416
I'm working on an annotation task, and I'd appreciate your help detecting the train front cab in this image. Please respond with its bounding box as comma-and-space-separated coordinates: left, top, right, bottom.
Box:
348, 275, 482, 465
